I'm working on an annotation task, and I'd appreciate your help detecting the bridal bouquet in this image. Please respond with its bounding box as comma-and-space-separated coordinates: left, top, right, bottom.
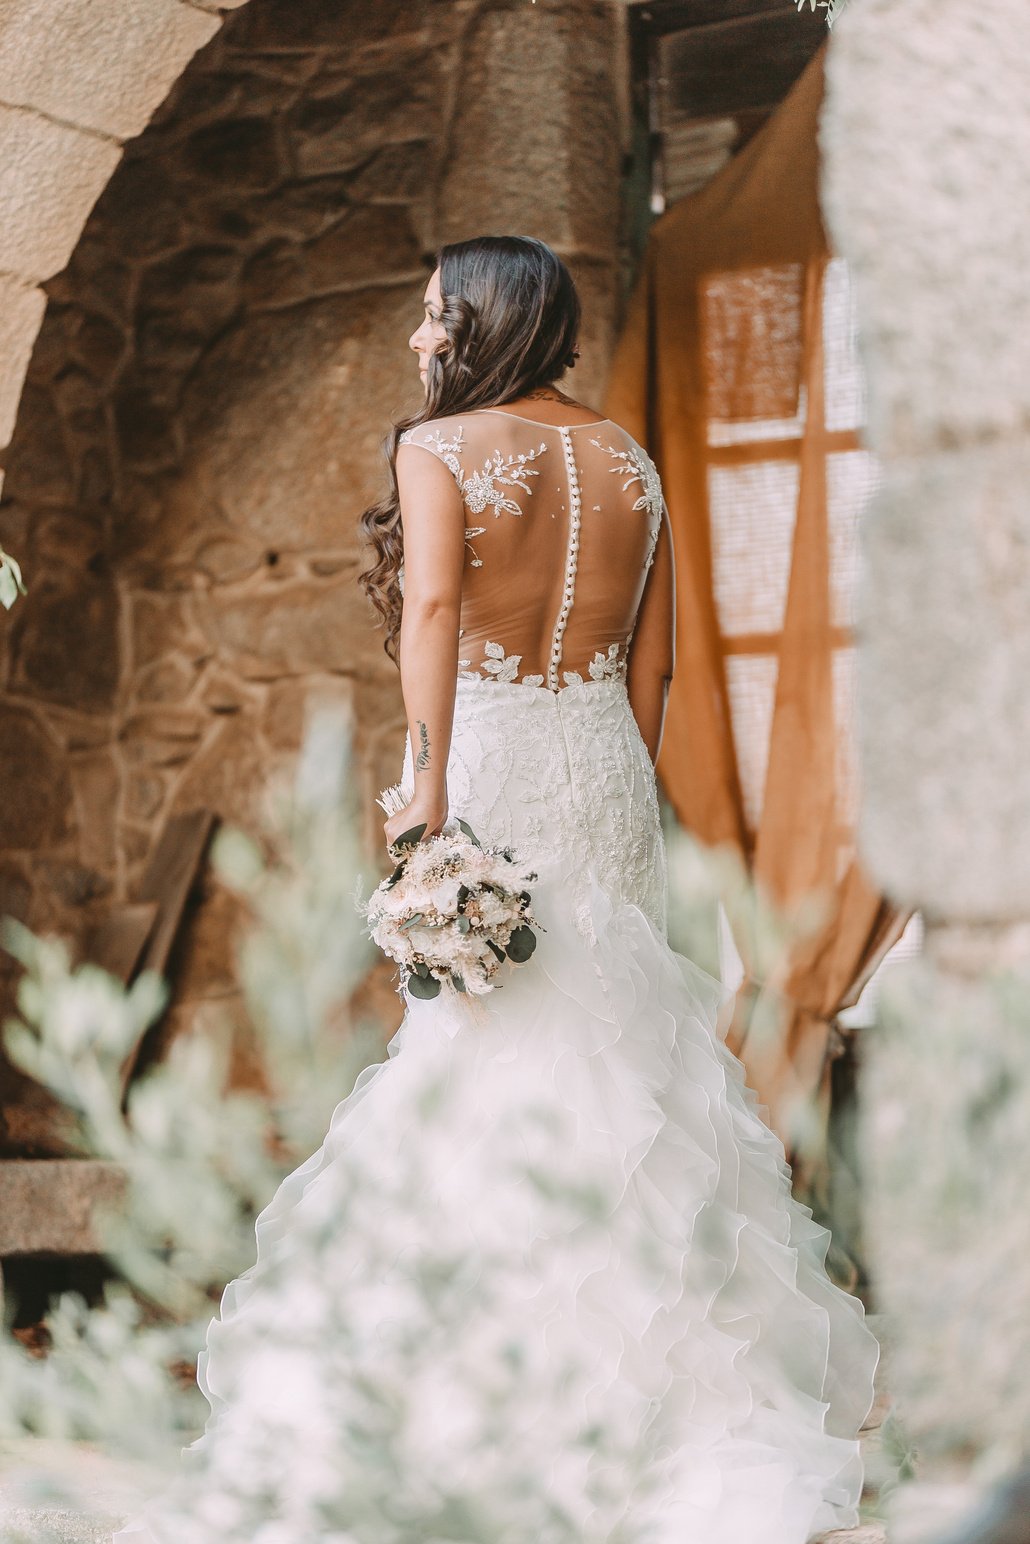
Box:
365, 785, 539, 1001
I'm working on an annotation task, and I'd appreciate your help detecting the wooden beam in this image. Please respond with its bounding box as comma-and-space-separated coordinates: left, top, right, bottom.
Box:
630, 0, 795, 36
657, 13, 825, 119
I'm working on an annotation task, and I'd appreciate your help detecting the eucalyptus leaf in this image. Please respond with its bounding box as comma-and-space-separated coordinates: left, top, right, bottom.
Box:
392, 822, 427, 851
506, 925, 537, 964
486, 939, 506, 963
450, 974, 466, 994
456, 819, 482, 848
406, 971, 441, 1000
456, 914, 471, 934
414, 960, 429, 979
399, 913, 425, 931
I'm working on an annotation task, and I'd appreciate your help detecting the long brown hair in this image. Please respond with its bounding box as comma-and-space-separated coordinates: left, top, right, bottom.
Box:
358, 235, 582, 663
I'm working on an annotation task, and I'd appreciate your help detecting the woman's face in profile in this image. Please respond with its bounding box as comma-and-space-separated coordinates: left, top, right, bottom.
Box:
409, 266, 447, 391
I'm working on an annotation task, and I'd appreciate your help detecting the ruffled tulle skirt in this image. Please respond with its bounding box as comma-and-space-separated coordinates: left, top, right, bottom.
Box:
114, 680, 879, 1543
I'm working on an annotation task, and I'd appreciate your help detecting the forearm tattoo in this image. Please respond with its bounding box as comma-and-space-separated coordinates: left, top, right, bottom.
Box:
415, 720, 431, 772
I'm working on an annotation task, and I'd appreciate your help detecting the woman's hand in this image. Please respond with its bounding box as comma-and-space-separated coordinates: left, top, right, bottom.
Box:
384, 793, 449, 855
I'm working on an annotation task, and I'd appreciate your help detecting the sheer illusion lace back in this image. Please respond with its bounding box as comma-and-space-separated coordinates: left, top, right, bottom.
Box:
398, 407, 665, 690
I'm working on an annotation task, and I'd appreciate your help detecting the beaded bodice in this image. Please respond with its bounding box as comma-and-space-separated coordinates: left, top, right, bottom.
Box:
397, 408, 665, 692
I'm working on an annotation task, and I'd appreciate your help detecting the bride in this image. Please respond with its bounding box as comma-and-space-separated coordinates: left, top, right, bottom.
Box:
114, 235, 879, 1543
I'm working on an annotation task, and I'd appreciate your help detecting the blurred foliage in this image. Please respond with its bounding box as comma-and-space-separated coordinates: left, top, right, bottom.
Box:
0, 706, 690, 1540
860, 955, 1030, 1480
795, 0, 851, 26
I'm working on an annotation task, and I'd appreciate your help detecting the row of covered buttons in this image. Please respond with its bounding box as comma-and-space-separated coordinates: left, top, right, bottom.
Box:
548, 428, 584, 688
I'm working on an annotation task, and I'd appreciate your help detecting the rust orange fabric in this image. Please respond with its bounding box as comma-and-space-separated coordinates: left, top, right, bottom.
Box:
603, 47, 910, 1167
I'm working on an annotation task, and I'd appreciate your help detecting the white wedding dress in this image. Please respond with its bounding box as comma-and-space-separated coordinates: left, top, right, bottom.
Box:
113, 407, 879, 1544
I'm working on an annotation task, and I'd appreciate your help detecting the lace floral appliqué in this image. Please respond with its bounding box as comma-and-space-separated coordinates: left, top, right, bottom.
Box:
398, 424, 549, 567
458, 639, 545, 688
458, 636, 626, 691
589, 434, 664, 570
464, 443, 549, 518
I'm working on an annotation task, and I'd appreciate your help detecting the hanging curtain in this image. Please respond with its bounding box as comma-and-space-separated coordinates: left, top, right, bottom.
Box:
603, 45, 910, 1167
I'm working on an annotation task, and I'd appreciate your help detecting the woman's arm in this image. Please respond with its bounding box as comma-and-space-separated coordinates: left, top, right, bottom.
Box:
626, 502, 675, 764
383, 443, 466, 850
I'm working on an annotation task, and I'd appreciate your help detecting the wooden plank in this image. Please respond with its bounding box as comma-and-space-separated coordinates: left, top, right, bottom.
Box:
118, 809, 218, 1094
631, 0, 789, 36
707, 430, 862, 466
81, 902, 159, 984
657, 12, 825, 118
136, 810, 217, 979
720, 625, 854, 655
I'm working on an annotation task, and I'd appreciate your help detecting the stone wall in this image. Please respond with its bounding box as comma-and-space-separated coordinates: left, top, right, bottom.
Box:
0, 0, 628, 1152
820, 0, 1030, 1515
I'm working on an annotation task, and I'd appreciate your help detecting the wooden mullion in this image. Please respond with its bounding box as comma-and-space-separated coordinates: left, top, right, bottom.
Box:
706, 429, 861, 466
630, 0, 793, 36
720, 625, 854, 656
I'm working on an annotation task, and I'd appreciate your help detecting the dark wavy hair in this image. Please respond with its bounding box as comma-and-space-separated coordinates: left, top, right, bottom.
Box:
357, 235, 582, 663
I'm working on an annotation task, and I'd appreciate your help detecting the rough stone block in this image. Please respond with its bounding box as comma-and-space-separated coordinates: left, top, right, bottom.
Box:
306, 207, 422, 292
196, 578, 370, 677
0, 0, 221, 141
0, 1159, 126, 1254
1, 381, 75, 504
0, 105, 122, 283
0, 705, 72, 850
169, 710, 279, 823
0, 277, 46, 451
855, 439, 1030, 920
8, 565, 120, 711
820, 0, 1030, 456
166, 290, 420, 557
438, 5, 620, 254
68, 750, 120, 873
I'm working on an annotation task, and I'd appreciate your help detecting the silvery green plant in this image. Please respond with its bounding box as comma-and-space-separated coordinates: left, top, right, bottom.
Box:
0, 704, 677, 1542
859, 954, 1030, 1481
663, 815, 833, 1161
0, 547, 26, 611
0, 706, 380, 1527
111, 1085, 674, 1544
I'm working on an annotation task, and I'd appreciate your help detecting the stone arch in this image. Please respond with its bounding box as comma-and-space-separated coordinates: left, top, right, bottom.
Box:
0, 0, 628, 1150
0, 0, 250, 487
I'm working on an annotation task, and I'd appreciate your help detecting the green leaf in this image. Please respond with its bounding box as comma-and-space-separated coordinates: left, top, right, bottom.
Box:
486, 939, 506, 963
392, 822, 427, 851
506, 925, 537, 964
0, 550, 27, 611
399, 913, 424, 931
406, 970, 441, 1000
450, 974, 467, 994
455, 819, 482, 848
414, 960, 429, 978
456, 915, 471, 934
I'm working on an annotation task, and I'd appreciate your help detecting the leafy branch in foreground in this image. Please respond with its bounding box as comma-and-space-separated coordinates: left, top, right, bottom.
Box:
0, 706, 668, 1542
795, 0, 851, 26
0, 547, 27, 610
